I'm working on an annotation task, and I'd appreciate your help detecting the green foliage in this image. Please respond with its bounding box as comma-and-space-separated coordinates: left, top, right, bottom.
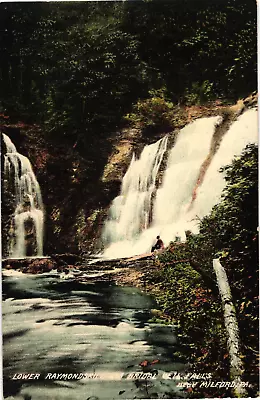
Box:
124, 88, 178, 133
38, 5, 145, 146
0, 1, 257, 149
0, 3, 146, 148
184, 80, 214, 105
189, 144, 258, 393
148, 243, 227, 383
123, 0, 256, 101
191, 144, 258, 292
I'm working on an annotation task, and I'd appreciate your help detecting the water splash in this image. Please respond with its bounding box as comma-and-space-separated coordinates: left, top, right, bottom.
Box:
102, 136, 168, 255
153, 116, 223, 236
3, 133, 44, 258
103, 109, 258, 259
102, 117, 223, 258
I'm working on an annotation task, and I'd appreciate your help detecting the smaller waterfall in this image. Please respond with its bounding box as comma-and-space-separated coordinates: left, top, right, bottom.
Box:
102, 136, 168, 256
3, 134, 44, 258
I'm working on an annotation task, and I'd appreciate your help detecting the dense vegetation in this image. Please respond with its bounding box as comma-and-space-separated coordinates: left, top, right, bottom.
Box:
149, 145, 258, 397
0, 0, 257, 154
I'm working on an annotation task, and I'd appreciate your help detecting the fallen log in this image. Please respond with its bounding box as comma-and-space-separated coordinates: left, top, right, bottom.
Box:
213, 258, 247, 397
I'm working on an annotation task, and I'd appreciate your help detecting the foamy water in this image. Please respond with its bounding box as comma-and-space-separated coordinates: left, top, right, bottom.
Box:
102, 110, 257, 258
3, 272, 185, 399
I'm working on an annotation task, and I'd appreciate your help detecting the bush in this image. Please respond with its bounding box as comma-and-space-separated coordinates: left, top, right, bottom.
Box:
183, 80, 214, 105
124, 88, 179, 133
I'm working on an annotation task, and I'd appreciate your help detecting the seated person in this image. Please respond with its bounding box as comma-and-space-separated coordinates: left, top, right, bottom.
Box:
151, 236, 164, 252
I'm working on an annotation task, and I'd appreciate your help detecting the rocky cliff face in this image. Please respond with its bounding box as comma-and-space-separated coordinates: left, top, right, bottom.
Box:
1, 93, 257, 257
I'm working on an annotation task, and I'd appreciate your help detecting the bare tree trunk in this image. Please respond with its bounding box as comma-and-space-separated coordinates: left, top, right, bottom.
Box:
213, 258, 247, 397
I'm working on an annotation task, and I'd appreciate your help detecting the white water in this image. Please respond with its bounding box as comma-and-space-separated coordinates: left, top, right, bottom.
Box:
3, 133, 44, 258
102, 136, 168, 249
152, 116, 222, 242
2, 272, 184, 400
102, 109, 258, 259
187, 108, 258, 220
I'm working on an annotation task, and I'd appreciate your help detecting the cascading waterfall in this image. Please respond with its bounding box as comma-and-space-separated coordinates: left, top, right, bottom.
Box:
102, 108, 257, 259
102, 136, 168, 255
3, 133, 44, 258
153, 116, 223, 242
187, 108, 258, 220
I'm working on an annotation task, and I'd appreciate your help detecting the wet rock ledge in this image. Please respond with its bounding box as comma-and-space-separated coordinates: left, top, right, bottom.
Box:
1, 252, 158, 289
2, 253, 81, 274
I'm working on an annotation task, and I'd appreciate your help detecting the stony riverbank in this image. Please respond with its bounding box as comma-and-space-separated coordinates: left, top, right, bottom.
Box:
1, 252, 158, 292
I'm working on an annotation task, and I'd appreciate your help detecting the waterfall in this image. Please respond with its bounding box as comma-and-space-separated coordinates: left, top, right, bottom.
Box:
102, 109, 257, 259
153, 116, 223, 241
187, 108, 258, 220
3, 134, 44, 258
102, 136, 168, 256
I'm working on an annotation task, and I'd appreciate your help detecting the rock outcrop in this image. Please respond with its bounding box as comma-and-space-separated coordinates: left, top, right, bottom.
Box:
2, 257, 57, 274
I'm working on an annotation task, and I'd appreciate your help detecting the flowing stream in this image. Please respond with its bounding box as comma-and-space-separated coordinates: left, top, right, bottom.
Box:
102, 109, 258, 258
3, 270, 186, 400
3, 134, 44, 258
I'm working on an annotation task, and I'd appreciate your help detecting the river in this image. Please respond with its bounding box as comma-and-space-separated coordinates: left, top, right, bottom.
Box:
2, 269, 187, 399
